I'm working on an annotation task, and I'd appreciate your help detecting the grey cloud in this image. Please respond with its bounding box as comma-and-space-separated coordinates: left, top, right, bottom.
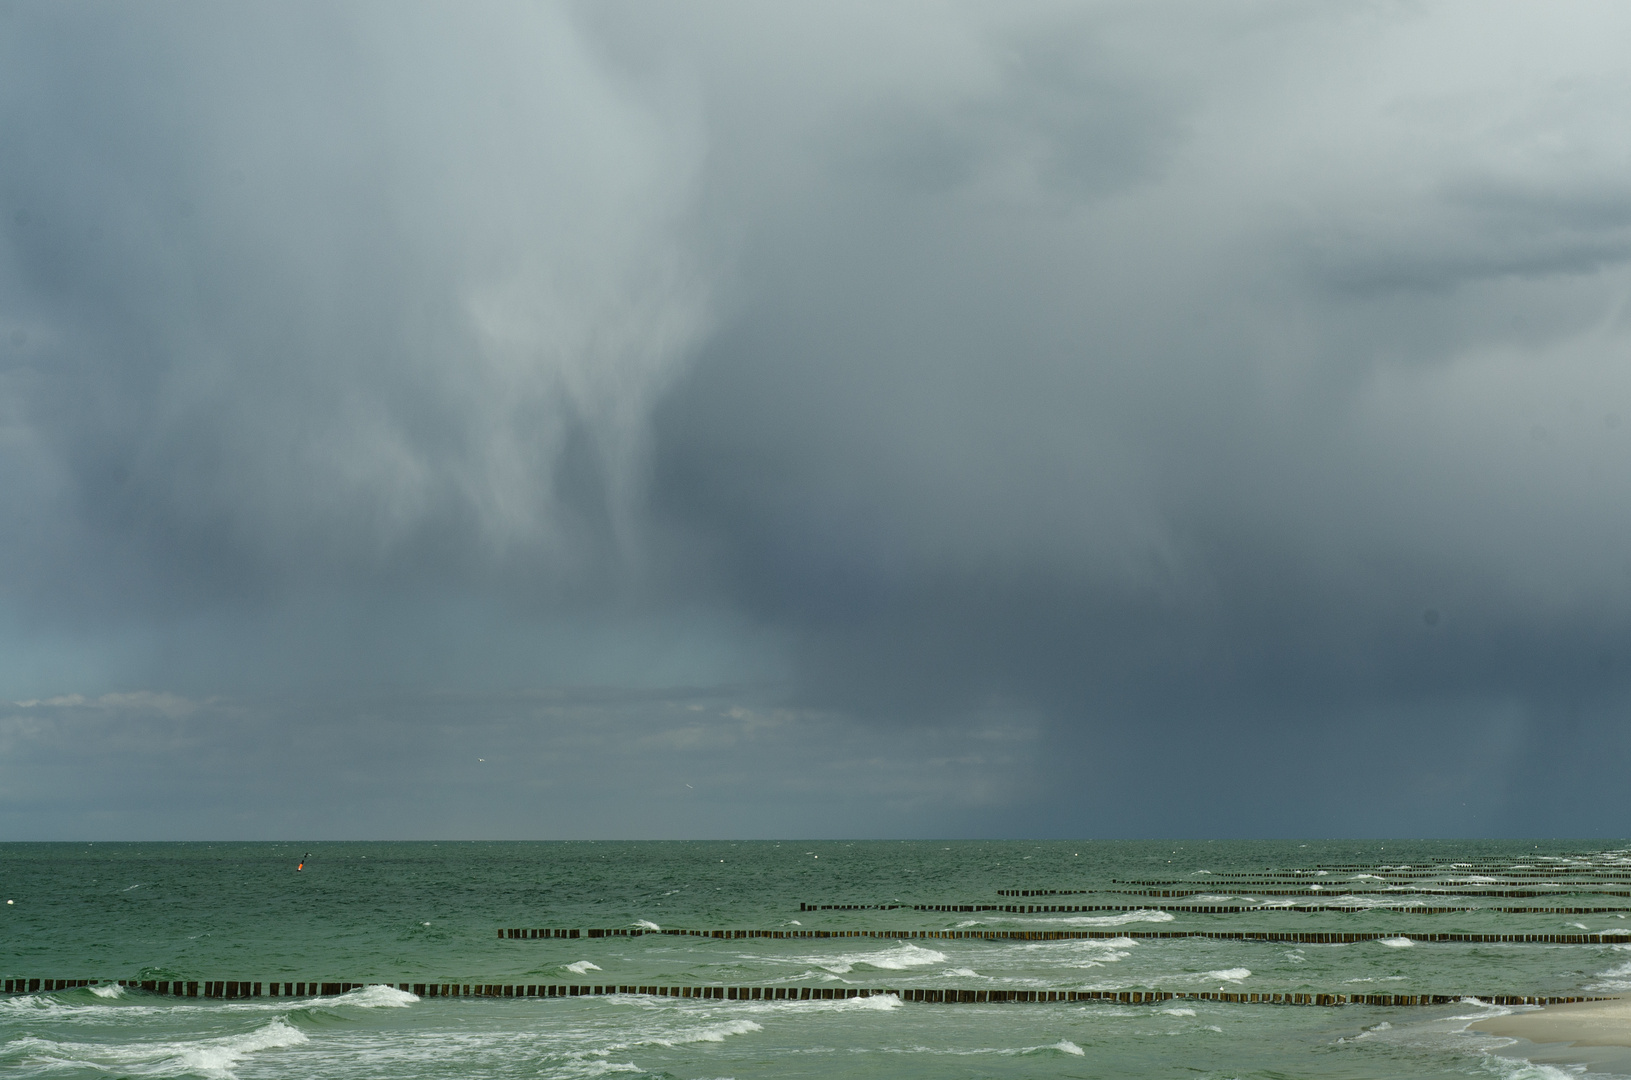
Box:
0, 689, 1043, 839
5, 1, 1631, 836
1, 1, 707, 616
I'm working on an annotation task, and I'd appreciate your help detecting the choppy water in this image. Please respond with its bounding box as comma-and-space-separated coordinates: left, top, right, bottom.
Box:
5, 840, 1631, 1079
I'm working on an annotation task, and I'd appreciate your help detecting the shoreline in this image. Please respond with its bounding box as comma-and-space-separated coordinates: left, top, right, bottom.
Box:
1472, 996, 1631, 1048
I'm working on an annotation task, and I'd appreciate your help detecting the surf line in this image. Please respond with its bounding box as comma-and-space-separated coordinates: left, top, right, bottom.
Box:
0, 979, 1614, 1008
800, 903, 1631, 915
499, 927, 1631, 944
1107, 888, 1631, 898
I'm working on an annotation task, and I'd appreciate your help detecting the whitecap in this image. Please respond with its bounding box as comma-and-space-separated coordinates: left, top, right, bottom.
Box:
1378, 937, 1414, 948
6, 1018, 307, 1079
1205, 968, 1251, 982
1482, 1054, 1595, 1080
339, 984, 417, 1007
89, 983, 125, 998
809, 943, 946, 974
572, 1063, 643, 1076
1015, 937, 1133, 968
1585, 958, 1631, 991
1032, 910, 1173, 927
942, 968, 982, 978
634, 920, 661, 931
830, 992, 903, 1011
566, 961, 603, 974
637, 1019, 763, 1047
1162, 1007, 1197, 1016
753, 991, 903, 1012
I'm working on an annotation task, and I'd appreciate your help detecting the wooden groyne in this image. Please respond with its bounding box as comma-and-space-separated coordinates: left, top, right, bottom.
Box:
3, 979, 376, 997
0, 978, 1612, 1008
1111, 872, 1631, 882
1002, 886, 1631, 898
800, 902, 1631, 915
1110, 889, 1631, 899
500, 927, 1631, 944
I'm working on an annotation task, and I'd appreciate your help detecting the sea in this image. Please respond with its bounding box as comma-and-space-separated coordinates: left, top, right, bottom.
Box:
5, 839, 1631, 1080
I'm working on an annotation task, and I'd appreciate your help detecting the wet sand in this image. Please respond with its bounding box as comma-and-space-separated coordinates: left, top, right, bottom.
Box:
1472, 997, 1631, 1047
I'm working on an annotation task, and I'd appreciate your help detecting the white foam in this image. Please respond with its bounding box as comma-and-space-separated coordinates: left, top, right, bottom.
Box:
1014, 937, 1134, 968
1586, 958, 1631, 991
340, 984, 417, 1007
1040, 1039, 1085, 1056
1033, 910, 1174, 927
942, 968, 982, 978
571, 1062, 643, 1076
1162, 1007, 1197, 1016
1317, 896, 1428, 910
639, 1018, 763, 1046
829, 992, 903, 1011
1378, 937, 1414, 948
7, 1018, 307, 1079
566, 961, 603, 974
810, 942, 946, 974
634, 920, 661, 931
1205, 968, 1251, 982
89, 983, 125, 998
1512, 1064, 1601, 1080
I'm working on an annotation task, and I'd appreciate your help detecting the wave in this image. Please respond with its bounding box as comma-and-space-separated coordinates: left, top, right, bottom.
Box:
2, 1018, 306, 1079
1029, 910, 1174, 927
1012, 938, 1134, 969
1202, 968, 1251, 982
634, 920, 661, 930
1585, 958, 1631, 991
1378, 937, 1414, 948
639, 1019, 763, 1047
339, 984, 417, 1007
831, 992, 905, 1010
89, 983, 126, 998
810, 943, 947, 974
566, 961, 603, 974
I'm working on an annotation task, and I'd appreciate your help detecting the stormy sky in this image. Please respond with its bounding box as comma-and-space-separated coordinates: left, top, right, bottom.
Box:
4, 1, 1631, 839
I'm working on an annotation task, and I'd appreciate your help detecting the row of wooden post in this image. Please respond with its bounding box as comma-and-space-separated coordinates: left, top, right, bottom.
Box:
1116, 888, 1631, 898
991, 894, 1631, 900
802, 902, 1631, 915
502, 926, 1631, 945
1, 979, 1612, 1008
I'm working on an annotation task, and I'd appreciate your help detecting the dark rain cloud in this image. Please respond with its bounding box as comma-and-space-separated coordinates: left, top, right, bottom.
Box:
3, 1, 1631, 836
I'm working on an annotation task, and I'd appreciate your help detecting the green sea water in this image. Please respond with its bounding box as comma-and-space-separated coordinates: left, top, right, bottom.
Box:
4, 839, 1631, 1079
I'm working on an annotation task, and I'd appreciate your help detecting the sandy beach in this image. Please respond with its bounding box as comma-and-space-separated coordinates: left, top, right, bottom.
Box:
1473, 997, 1631, 1047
